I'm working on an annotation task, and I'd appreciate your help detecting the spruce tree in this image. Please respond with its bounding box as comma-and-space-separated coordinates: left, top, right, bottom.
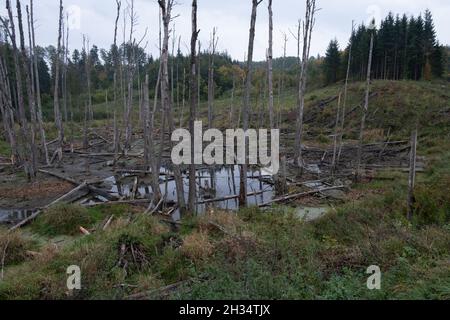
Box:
324, 39, 341, 84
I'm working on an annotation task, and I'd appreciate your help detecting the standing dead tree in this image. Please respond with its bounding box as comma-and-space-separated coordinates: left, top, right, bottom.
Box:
53, 0, 65, 162
207, 27, 218, 129
28, 0, 49, 165
337, 21, 354, 165
143, 74, 161, 202
407, 126, 418, 221
3, 0, 34, 178
189, 0, 199, 214
331, 92, 342, 172
267, 0, 274, 129
0, 48, 19, 164
158, 0, 187, 215
356, 26, 374, 180
239, 0, 262, 206
83, 35, 93, 122
17, 0, 38, 175
124, 0, 137, 152
294, 0, 317, 172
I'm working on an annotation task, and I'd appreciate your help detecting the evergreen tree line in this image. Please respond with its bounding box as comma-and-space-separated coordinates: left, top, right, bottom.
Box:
324, 10, 446, 84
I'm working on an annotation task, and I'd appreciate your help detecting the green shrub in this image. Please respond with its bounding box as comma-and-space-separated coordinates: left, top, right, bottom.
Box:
33, 204, 95, 236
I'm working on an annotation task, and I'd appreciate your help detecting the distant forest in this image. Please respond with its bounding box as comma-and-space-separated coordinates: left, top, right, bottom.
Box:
0, 9, 447, 119
323, 10, 447, 84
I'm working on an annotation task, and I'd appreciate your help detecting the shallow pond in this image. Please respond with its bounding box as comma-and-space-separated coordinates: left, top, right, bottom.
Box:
91, 165, 274, 219
0, 209, 35, 225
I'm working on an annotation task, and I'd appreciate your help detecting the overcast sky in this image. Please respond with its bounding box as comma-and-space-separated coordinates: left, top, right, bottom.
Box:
1, 0, 449, 61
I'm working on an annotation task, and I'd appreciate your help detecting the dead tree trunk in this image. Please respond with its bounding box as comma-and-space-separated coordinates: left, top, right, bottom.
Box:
83, 36, 93, 122
294, 0, 316, 173
267, 0, 274, 129
124, 0, 136, 152
331, 92, 342, 172
207, 27, 218, 129
337, 21, 354, 164
143, 74, 161, 202
188, 0, 199, 214
159, 0, 187, 215
0, 56, 19, 164
5, 0, 34, 177
239, 0, 262, 206
17, 0, 38, 177
356, 30, 374, 180
28, 0, 49, 165
407, 126, 418, 221
53, 0, 65, 162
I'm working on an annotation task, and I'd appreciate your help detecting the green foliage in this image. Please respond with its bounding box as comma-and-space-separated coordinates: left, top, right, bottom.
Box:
32, 204, 101, 236
324, 39, 341, 84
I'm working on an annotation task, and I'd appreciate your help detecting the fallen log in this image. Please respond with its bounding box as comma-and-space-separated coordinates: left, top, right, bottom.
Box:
259, 185, 345, 207
38, 169, 118, 201
196, 190, 268, 205
9, 182, 90, 231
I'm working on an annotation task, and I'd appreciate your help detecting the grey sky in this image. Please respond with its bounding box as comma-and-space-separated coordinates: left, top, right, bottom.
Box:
2, 0, 449, 61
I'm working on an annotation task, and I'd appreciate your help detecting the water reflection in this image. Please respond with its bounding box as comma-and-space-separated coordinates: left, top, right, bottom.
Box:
0, 209, 35, 225
98, 165, 274, 219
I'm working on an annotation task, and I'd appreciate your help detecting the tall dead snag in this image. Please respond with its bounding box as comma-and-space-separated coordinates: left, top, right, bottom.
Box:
0, 54, 19, 164
294, 0, 316, 172
17, 0, 38, 176
267, 0, 274, 129
29, 0, 49, 164
337, 21, 354, 164
143, 74, 161, 202
158, 0, 187, 215
112, 0, 121, 109
356, 28, 374, 180
207, 27, 218, 129
188, 0, 199, 214
239, 0, 262, 206
331, 92, 342, 172
5, 0, 34, 178
124, 0, 137, 151
83, 35, 93, 122
53, 0, 65, 162
407, 126, 418, 221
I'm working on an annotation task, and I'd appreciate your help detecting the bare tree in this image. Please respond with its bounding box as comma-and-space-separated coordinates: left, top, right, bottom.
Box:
207, 27, 218, 129
4, 0, 34, 178
124, 0, 137, 151
337, 21, 354, 164
356, 28, 374, 180
407, 126, 418, 221
331, 92, 342, 172
53, 0, 65, 162
294, 0, 317, 172
28, 0, 49, 164
267, 0, 274, 129
17, 0, 38, 176
0, 53, 19, 164
239, 0, 262, 206
188, 0, 199, 214
158, 0, 187, 215
143, 74, 161, 202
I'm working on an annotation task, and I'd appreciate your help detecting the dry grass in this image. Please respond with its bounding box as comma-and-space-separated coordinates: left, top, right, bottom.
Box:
0, 180, 72, 200
0, 230, 32, 267
180, 230, 214, 262
198, 210, 244, 235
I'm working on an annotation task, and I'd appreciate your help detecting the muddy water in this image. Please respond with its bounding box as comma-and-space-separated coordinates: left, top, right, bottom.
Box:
93, 166, 274, 219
